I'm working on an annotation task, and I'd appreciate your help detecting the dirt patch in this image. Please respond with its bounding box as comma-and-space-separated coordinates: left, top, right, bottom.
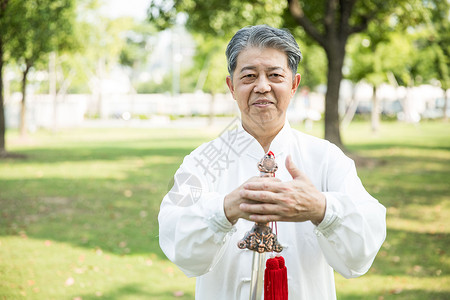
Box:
40, 197, 71, 205
348, 152, 387, 169
0, 151, 27, 159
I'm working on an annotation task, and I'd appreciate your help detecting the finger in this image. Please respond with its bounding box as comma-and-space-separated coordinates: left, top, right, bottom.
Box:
247, 176, 281, 183
248, 214, 283, 223
286, 155, 307, 180
239, 189, 277, 202
286, 154, 309, 181
243, 180, 283, 192
239, 202, 280, 215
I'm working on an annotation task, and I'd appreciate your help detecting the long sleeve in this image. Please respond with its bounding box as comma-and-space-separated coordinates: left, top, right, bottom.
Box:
158, 153, 235, 277
314, 144, 387, 278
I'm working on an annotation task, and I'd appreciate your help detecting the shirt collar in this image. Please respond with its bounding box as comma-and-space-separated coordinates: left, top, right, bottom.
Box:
238, 119, 292, 160
268, 120, 292, 158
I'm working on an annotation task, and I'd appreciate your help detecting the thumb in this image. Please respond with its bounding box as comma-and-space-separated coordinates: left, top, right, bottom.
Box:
285, 154, 303, 179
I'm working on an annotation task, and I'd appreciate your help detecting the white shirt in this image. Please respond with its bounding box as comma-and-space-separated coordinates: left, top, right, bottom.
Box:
159, 120, 386, 300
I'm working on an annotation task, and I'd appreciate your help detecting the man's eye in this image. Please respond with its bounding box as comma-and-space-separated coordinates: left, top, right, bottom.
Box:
241, 74, 256, 81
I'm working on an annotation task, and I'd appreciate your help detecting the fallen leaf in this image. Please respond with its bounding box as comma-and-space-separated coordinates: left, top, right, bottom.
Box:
173, 291, 184, 297
392, 256, 400, 263
413, 265, 422, 273
65, 277, 75, 286
124, 190, 133, 197
390, 288, 402, 294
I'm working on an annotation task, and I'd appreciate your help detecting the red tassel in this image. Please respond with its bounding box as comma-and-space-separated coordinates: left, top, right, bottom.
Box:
264, 256, 288, 300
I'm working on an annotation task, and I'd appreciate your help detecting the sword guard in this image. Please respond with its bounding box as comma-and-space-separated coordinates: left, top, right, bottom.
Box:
238, 222, 283, 253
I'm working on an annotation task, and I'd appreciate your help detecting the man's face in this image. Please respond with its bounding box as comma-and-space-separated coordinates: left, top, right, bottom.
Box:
226, 47, 301, 134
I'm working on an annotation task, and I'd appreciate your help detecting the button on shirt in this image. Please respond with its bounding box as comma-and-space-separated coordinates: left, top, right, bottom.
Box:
159, 121, 386, 300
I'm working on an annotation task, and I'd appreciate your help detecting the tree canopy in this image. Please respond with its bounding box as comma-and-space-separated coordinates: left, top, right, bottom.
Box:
149, 0, 434, 149
0, 0, 78, 138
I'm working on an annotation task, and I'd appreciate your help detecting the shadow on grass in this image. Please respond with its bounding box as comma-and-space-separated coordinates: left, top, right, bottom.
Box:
349, 143, 450, 152
339, 289, 450, 300
10, 146, 195, 164
0, 143, 193, 259
372, 228, 448, 277
76, 283, 194, 300
357, 154, 449, 208
0, 164, 175, 258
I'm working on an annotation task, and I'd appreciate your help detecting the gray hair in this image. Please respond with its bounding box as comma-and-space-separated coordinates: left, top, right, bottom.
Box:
226, 25, 302, 78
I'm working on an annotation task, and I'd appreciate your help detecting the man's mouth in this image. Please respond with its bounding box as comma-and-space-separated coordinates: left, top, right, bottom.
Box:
252, 100, 274, 107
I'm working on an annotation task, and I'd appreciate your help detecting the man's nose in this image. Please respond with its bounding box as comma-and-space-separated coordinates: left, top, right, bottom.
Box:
253, 75, 271, 93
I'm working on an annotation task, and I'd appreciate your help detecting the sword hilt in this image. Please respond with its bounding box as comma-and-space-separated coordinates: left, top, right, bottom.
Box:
238, 151, 283, 253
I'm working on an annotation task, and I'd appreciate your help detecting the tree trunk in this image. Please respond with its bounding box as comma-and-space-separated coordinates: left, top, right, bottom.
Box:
19, 64, 31, 137
0, 38, 6, 154
96, 57, 105, 119
208, 93, 215, 126
324, 47, 345, 149
50, 51, 57, 132
371, 85, 379, 132
443, 88, 448, 122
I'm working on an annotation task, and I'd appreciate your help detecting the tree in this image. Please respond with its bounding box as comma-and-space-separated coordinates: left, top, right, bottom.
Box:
119, 21, 157, 93
78, 15, 136, 118
286, 0, 427, 147
149, 0, 417, 149
421, 0, 450, 120
4, 0, 77, 137
346, 30, 415, 131
189, 34, 230, 123
0, 0, 9, 155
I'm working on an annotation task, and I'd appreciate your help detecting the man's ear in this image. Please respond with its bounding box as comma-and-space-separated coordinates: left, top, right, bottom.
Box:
291, 74, 301, 96
226, 76, 235, 99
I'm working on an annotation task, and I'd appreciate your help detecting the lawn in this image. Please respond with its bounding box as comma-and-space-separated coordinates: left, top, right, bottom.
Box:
0, 120, 449, 299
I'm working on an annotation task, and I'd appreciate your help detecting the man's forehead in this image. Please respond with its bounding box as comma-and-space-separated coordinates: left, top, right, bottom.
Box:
238, 65, 286, 73
235, 47, 289, 69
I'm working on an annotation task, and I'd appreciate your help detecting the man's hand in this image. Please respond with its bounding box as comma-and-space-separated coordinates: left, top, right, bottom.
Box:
232, 155, 326, 225
224, 176, 282, 225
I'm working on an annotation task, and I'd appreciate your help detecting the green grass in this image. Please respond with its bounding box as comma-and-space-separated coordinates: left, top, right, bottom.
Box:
0, 121, 449, 299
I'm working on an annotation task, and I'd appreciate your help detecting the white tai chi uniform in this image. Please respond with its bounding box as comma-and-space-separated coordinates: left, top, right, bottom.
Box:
159, 120, 386, 300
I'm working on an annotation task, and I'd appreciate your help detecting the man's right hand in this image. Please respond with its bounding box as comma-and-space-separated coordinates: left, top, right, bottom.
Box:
223, 176, 281, 224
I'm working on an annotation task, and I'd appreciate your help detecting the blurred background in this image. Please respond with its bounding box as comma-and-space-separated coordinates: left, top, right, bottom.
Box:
0, 0, 449, 299
1, 0, 448, 143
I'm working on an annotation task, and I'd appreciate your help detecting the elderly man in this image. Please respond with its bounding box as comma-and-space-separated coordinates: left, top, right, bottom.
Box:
159, 25, 386, 299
